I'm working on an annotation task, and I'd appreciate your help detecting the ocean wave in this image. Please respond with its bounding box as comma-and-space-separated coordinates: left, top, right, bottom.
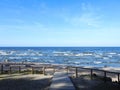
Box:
93, 61, 102, 64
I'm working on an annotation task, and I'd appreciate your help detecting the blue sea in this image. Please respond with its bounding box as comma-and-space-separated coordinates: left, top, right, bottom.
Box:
0, 47, 120, 68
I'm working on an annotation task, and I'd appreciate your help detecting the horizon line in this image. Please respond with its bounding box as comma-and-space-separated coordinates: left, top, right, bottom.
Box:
0, 46, 120, 47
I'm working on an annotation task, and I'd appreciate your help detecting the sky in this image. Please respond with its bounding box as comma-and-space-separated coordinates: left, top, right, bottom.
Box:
0, 0, 120, 47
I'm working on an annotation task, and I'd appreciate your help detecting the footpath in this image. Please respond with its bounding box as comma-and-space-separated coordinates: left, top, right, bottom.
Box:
49, 71, 76, 90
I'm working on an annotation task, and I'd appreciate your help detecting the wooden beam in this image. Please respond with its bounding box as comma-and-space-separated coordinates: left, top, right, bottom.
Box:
9, 66, 11, 74
118, 73, 119, 82
18, 66, 21, 73
90, 69, 93, 80
104, 71, 107, 82
43, 67, 46, 75
75, 67, 78, 78
1, 64, 3, 74
31, 67, 34, 74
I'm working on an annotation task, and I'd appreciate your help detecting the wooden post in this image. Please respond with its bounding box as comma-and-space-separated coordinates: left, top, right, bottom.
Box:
31, 67, 34, 74
53, 67, 55, 74
43, 67, 46, 75
1, 64, 3, 74
104, 71, 106, 82
118, 73, 119, 82
9, 66, 11, 74
67, 66, 69, 74
75, 67, 78, 78
90, 69, 93, 80
18, 66, 21, 73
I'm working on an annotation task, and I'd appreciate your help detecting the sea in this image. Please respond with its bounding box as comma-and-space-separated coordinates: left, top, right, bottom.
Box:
0, 47, 120, 68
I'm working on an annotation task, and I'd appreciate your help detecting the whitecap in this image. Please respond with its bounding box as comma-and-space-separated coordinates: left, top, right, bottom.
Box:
93, 61, 102, 64
103, 57, 109, 60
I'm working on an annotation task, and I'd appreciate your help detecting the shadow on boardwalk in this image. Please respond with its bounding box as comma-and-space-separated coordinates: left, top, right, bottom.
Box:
49, 71, 76, 90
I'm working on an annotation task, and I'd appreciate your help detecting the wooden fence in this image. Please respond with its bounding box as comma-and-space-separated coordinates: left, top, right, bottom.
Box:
0, 64, 55, 75
67, 66, 120, 82
0, 63, 120, 82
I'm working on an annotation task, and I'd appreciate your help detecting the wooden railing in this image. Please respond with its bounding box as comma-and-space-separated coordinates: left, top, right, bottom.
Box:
67, 66, 120, 82
0, 63, 55, 75
0, 63, 120, 82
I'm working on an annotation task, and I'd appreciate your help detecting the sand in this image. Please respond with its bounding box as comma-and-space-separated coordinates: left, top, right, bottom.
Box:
68, 67, 120, 81
71, 76, 120, 90
1, 63, 120, 90
69, 67, 120, 90
0, 74, 52, 90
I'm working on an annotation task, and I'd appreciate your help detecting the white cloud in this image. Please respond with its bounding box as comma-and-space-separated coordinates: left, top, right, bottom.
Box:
62, 3, 102, 28
0, 21, 48, 32
71, 12, 101, 27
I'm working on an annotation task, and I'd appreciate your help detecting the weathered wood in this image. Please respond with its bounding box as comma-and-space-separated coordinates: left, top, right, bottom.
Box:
1, 64, 3, 74
75, 67, 78, 78
53, 67, 55, 74
67, 66, 69, 74
18, 66, 21, 73
49, 72, 75, 90
71, 66, 120, 82
43, 67, 46, 75
90, 69, 93, 80
118, 73, 119, 82
31, 67, 34, 74
1, 63, 120, 83
9, 66, 11, 74
104, 71, 107, 82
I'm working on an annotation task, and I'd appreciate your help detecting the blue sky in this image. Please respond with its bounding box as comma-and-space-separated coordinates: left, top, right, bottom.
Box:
0, 0, 120, 47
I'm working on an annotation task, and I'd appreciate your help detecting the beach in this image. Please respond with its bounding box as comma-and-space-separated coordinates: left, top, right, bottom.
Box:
68, 67, 120, 90
0, 74, 52, 90
0, 0, 120, 89
0, 62, 53, 90
0, 62, 120, 90
71, 76, 120, 90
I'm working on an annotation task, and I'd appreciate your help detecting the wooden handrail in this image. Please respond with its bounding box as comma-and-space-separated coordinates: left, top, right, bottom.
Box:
68, 66, 120, 82
0, 64, 120, 82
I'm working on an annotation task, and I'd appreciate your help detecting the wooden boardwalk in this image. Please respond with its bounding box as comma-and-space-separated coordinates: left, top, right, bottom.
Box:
49, 71, 76, 90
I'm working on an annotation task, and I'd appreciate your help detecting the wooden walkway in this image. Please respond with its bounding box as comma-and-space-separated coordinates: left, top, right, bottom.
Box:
49, 71, 75, 90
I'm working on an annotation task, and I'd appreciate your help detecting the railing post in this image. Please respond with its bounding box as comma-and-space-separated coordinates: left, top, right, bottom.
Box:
9, 66, 11, 74
43, 67, 46, 75
75, 67, 78, 78
118, 73, 119, 82
18, 66, 21, 73
67, 66, 69, 74
53, 67, 55, 74
32, 67, 34, 74
90, 69, 93, 80
104, 71, 106, 82
1, 64, 3, 74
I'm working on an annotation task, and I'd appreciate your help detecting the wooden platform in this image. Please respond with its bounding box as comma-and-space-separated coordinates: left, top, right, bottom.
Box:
49, 72, 75, 90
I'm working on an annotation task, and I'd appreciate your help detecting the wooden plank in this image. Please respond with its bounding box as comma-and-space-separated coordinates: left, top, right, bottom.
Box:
49, 72, 75, 90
